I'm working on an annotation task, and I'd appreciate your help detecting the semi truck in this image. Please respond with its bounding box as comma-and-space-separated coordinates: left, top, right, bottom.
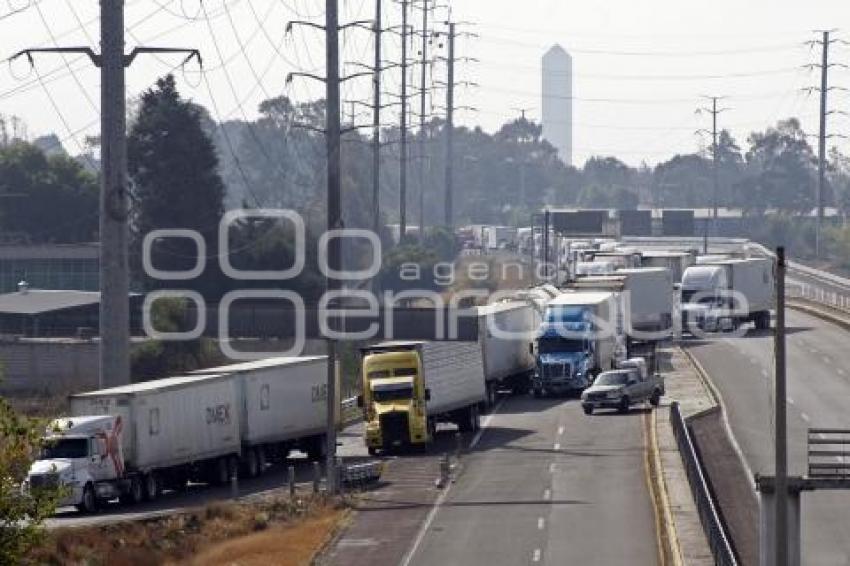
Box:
680, 258, 774, 332
359, 341, 486, 454
26, 357, 333, 512
532, 291, 626, 397
565, 267, 674, 339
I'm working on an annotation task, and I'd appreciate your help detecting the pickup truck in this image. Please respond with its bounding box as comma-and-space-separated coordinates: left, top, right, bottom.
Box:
580, 358, 664, 415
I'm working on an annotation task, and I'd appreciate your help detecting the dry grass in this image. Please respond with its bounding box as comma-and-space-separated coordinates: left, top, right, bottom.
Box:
28, 493, 349, 566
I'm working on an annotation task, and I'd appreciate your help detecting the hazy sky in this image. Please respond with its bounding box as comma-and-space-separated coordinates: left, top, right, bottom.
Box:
1, 0, 849, 167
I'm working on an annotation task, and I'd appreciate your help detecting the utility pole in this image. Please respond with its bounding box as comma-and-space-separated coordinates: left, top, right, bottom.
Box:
11, 2, 200, 390
399, 0, 409, 240
775, 246, 788, 566
372, 0, 382, 236
444, 21, 455, 228
807, 30, 843, 257
697, 96, 728, 232
100, 1, 129, 390
418, 0, 429, 241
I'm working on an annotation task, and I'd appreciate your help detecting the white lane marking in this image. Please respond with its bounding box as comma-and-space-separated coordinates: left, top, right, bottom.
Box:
543, 488, 551, 501
749, 357, 759, 365
469, 398, 504, 450
553, 442, 560, 451
557, 426, 564, 436
823, 356, 832, 365
400, 398, 504, 566
537, 517, 545, 530
838, 368, 847, 377
809, 347, 819, 355
548, 463, 556, 473
532, 548, 542, 562
761, 368, 769, 379
801, 412, 811, 423
788, 398, 795, 406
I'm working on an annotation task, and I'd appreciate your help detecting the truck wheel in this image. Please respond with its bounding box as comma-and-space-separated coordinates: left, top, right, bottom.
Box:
214, 458, 230, 486
486, 385, 497, 410
256, 447, 267, 476
144, 472, 161, 500
76, 483, 97, 514
120, 477, 144, 505
472, 406, 481, 432
650, 390, 661, 407
306, 436, 326, 461
245, 448, 259, 478
582, 404, 594, 415
618, 396, 630, 414
367, 447, 378, 457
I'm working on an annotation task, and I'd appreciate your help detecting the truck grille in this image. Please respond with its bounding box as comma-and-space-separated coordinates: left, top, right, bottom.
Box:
29, 473, 59, 490
585, 392, 608, 402
380, 412, 409, 447
543, 363, 571, 379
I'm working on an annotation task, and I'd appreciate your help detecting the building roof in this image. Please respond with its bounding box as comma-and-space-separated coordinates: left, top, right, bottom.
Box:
0, 289, 102, 315
0, 243, 99, 260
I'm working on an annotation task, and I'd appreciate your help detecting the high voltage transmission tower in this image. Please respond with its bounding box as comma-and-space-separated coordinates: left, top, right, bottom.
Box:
696, 95, 730, 228
10, 1, 200, 390
805, 29, 849, 257
285, 1, 371, 495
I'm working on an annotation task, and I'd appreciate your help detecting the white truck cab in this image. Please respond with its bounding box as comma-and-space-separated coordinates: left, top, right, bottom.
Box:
26, 415, 126, 513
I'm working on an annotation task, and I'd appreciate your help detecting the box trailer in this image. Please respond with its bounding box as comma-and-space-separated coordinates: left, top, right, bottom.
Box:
192, 356, 332, 474
476, 301, 539, 402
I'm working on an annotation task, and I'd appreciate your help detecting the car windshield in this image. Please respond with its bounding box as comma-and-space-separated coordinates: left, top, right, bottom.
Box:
538, 337, 584, 353
595, 372, 630, 386
41, 438, 88, 459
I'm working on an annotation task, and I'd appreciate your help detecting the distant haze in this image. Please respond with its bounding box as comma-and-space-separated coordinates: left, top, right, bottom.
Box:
1, 0, 848, 166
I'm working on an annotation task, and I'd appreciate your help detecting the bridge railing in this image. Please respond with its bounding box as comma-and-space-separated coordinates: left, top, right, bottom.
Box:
669, 402, 738, 566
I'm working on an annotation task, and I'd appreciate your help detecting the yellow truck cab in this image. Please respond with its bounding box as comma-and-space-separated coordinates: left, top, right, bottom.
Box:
359, 341, 486, 455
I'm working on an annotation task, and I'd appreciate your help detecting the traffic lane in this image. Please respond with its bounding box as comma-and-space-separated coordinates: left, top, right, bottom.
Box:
686, 310, 850, 564
545, 404, 658, 566
47, 422, 369, 528
408, 394, 564, 566
409, 395, 658, 566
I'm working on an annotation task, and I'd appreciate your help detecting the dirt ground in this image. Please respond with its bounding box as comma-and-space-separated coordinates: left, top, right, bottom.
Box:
27, 493, 348, 566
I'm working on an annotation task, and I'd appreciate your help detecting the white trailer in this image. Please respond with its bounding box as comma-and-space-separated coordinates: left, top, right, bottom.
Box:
476, 301, 539, 403
191, 356, 331, 474
566, 267, 674, 339
640, 251, 695, 284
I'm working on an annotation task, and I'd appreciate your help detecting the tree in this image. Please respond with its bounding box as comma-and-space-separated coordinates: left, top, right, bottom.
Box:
0, 390, 63, 562
0, 142, 98, 243
128, 75, 226, 295
742, 118, 816, 214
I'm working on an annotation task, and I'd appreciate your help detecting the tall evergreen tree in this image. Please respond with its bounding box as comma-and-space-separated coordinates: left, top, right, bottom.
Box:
128, 75, 225, 293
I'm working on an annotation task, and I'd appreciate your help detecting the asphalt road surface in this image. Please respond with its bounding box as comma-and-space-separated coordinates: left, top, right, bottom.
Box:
687, 309, 850, 566
404, 394, 659, 566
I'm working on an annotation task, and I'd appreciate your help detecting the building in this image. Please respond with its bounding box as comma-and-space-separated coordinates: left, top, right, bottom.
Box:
0, 243, 99, 293
542, 44, 573, 166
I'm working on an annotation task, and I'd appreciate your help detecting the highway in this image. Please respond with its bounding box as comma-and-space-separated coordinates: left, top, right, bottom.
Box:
687, 309, 850, 565
403, 394, 658, 566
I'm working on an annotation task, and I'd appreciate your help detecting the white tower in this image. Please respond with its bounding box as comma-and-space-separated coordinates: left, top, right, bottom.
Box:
542, 45, 573, 166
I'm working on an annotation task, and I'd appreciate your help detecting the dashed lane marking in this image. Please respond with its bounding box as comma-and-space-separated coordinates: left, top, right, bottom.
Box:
543, 488, 551, 501
532, 548, 542, 562
537, 517, 545, 530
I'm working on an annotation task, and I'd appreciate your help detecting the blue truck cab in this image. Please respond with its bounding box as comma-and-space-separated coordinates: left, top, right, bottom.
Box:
531, 292, 621, 397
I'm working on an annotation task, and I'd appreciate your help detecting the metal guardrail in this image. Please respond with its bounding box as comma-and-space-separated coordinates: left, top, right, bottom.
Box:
340, 396, 361, 425
669, 402, 738, 566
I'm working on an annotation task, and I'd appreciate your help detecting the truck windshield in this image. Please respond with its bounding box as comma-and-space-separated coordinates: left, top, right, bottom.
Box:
595, 372, 630, 386
373, 385, 414, 402
538, 337, 584, 353
544, 306, 586, 323
41, 438, 88, 459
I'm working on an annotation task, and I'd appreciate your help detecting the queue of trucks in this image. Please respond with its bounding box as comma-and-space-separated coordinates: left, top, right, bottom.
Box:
26, 237, 776, 510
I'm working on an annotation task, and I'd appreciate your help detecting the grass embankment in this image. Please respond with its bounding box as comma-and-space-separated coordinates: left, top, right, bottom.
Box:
27, 494, 349, 566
